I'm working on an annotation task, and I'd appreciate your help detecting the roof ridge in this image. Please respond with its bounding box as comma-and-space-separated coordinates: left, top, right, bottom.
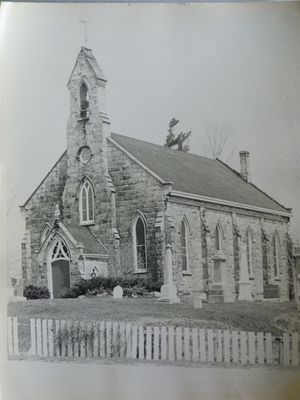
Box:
216, 158, 290, 212
110, 132, 215, 162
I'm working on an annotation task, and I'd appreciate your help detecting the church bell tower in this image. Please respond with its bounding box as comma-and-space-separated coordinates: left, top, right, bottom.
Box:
62, 48, 117, 258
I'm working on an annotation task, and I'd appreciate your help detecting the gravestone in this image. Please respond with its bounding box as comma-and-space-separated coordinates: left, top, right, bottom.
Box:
7, 277, 26, 303
113, 285, 123, 299
159, 244, 180, 304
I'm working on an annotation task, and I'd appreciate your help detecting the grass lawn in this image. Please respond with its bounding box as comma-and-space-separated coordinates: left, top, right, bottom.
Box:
8, 298, 300, 335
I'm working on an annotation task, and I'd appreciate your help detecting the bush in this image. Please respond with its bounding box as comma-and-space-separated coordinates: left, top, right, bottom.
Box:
61, 275, 162, 298
24, 285, 50, 300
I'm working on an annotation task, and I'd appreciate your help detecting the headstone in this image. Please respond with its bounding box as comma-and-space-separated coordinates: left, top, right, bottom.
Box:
7, 277, 26, 303
238, 243, 253, 301
113, 285, 123, 299
15, 279, 24, 297
159, 245, 180, 304
193, 294, 202, 309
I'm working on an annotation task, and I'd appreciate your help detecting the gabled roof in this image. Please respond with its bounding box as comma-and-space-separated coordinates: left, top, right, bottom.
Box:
64, 222, 109, 256
67, 47, 106, 86
110, 133, 290, 215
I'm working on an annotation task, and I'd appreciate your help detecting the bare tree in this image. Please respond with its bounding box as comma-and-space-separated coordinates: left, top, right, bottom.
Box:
202, 122, 235, 161
164, 118, 191, 152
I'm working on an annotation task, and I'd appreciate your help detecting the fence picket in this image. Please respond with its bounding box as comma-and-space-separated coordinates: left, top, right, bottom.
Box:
266, 333, 273, 365
86, 322, 93, 358
207, 329, 214, 362
79, 321, 86, 358
283, 333, 290, 366
42, 319, 48, 356
138, 326, 144, 360
73, 321, 79, 357
48, 320, 54, 357
291, 333, 299, 367
120, 322, 126, 359
224, 330, 230, 363
93, 322, 99, 357
257, 332, 264, 364
99, 321, 105, 358
184, 328, 190, 361
153, 327, 159, 361
248, 332, 255, 364
232, 331, 238, 363
7, 317, 13, 356
240, 331, 247, 364
146, 326, 152, 360
125, 323, 132, 359
60, 320, 67, 357
161, 326, 167, 361
29, 318, 36, 355
199, 329, 206, 362
36, 319, 42, 356
112, 322, 119, 358
55, 320, 60, 357
106, 321, 112, 358
192, 328, 199, 362
216, 330, 223, 363
176, 327, 182, 361
168, 327, 175, 361
131, 325, 137, 359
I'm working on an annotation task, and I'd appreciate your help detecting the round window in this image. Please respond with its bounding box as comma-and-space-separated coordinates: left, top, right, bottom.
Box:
79, 147, 92, 163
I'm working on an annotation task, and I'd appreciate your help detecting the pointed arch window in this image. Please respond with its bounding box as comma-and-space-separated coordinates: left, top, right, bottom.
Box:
181, 219, 189, 272
246, 228, 254, 277
79, 179, 94, 225
272, 233, 280, 279
215, 222, 223, 252
79, 81, 89, 120
132, 214, 147, 272
51, 237, 70, 261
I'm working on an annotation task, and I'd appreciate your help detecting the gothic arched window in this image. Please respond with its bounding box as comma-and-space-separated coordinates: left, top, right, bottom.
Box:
79, 179, 94, 225
79, 81, 89, 119
246, 228, 253, 277
215, 222, 223, 252
272, 232, 280, 279
181, 219, 188, 272
132, 214, 147, 272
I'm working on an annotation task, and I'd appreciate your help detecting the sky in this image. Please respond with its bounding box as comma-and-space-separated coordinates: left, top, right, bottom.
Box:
1, 2, 300, 276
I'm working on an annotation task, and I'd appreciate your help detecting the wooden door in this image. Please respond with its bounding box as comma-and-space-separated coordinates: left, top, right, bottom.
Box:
51, 260, 70, 298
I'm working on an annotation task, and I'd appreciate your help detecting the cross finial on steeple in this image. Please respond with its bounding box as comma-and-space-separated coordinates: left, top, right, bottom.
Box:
54, 203, 60, 221
79, 19, 91, 45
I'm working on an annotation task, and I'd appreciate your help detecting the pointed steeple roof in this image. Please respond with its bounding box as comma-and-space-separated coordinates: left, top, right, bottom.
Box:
67, 47, 107, 86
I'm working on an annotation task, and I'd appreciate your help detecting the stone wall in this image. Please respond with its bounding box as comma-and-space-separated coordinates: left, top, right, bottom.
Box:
165, 201, 203, 297
108, 142, 166, 283
166, 195, 290, 302
21, 153, 67, 284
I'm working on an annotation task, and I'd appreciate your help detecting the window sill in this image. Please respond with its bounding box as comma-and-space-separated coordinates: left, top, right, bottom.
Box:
212, 253, 226, 261
182, 271, 192, 277
80, 222, 95, 227
134, 270, 147, 274
249, 276, 255, 281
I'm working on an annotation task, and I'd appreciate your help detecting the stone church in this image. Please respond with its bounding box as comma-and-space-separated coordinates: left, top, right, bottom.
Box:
21, 47, 295, 302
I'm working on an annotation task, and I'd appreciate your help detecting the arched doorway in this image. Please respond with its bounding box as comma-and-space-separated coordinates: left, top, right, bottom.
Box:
49, 237, 70, 298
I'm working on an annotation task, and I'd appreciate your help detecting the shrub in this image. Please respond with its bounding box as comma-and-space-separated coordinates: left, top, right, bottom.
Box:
24, 284, 50, 300
61, 275, 162, 298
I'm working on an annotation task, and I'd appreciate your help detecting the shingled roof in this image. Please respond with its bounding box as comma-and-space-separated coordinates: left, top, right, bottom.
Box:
64, 222, 109, 256
110, 133, 289, 214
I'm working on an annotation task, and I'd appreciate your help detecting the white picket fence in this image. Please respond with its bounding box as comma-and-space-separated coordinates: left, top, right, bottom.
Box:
7, 317, 300, 367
